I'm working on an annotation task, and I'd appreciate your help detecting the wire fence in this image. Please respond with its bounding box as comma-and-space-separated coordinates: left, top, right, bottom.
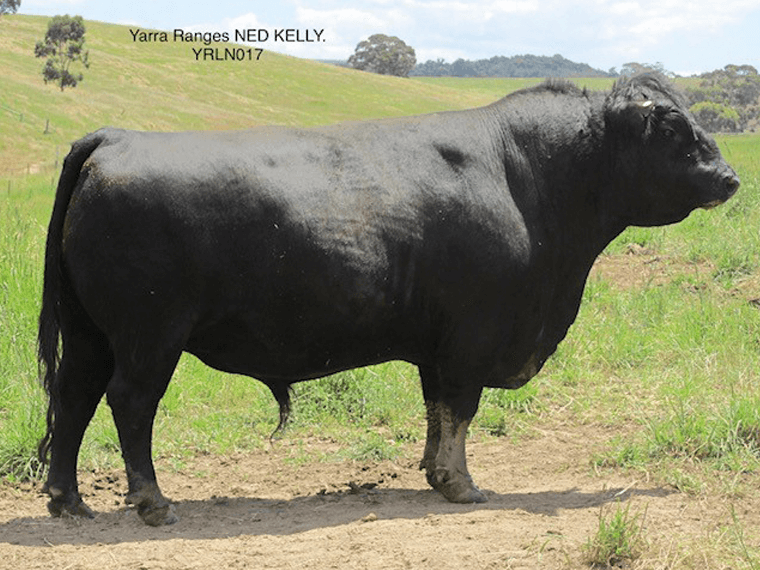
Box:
1, 158, 61, 178
3, 170, 60, 193
0, 102, 24, 121
1, 100, 61, 177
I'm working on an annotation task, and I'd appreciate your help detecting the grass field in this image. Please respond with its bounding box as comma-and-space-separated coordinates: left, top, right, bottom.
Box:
2, 13, 760, 568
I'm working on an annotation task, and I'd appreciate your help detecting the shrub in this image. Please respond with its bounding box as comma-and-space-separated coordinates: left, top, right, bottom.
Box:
690, 101, 741, 133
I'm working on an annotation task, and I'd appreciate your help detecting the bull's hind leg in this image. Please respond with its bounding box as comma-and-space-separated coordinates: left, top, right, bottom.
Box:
418, 365, 486, 504
418, 366, 442, 482
107, 345, 183, 526
44, 325, 114, 519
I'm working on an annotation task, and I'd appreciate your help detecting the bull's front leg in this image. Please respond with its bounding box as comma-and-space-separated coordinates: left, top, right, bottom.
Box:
419, 365, 486, 503
423, 400, 487, 503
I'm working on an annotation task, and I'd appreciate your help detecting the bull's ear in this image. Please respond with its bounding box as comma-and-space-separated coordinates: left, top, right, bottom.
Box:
606, 98, 656, 135
639, 100, 655, 115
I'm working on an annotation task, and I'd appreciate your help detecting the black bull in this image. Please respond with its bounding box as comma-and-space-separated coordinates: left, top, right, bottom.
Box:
38, 75, 739, 525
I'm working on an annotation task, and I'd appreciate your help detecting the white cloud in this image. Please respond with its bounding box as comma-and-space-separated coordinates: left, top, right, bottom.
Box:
159, 0, 758, 66
607, 1, 640, 15
288, 7, 382, 57
600, 0, 759, 38
585, 0, 760, 66
404, 0, 536, 13
296, 6, 386, 30
488, 0, 539, 13
224, 12, 265, 30
25, 0, 85, 6
285, 5, 412, 58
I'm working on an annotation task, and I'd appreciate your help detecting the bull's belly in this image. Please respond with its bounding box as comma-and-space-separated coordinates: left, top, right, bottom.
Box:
184, 316, 422, 382
483, 352, 545, 389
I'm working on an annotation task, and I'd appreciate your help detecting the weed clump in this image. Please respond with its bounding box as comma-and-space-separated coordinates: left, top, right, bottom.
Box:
584, 502, 646, 568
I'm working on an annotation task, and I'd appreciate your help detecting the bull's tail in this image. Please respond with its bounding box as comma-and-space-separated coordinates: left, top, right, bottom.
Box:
268, 382, 292, 441
37, 130, 109, 465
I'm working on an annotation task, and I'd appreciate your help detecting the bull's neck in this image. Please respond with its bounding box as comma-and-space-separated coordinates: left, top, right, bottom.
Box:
487, 96, 626, 264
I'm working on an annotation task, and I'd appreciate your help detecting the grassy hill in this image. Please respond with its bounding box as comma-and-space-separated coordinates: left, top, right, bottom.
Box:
0, 15, 500, 175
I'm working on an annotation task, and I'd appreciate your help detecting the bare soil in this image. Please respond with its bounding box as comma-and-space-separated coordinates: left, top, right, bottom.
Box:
2, 424, 759, 570
590, 246, 716, 290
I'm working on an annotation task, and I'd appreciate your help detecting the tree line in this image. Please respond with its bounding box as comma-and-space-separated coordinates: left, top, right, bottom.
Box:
410, 54, 613, 78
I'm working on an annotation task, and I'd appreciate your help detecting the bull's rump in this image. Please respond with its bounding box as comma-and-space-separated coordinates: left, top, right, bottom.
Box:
60, 127, 530, 381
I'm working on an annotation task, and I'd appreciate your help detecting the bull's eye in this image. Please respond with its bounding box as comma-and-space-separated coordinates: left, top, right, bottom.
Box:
662, 127, 676, 139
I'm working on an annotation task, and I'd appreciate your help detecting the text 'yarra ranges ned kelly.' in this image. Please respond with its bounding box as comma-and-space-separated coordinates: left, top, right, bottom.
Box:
129, 28, 326, 61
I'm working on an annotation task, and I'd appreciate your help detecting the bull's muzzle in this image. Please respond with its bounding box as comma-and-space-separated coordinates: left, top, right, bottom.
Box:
702, 168, 740, 210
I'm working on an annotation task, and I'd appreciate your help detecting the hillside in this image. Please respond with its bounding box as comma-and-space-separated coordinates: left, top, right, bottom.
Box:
0, 15, 496, 175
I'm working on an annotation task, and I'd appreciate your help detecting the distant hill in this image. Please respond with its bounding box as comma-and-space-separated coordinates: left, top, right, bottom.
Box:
0, 15, 496, 175
410, 54, 614, 78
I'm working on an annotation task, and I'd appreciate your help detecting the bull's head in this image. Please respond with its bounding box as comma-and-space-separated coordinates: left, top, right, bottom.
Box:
605, 73, 739, 227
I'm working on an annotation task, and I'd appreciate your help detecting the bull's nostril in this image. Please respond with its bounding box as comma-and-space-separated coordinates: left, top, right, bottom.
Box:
725, 175, 740, 195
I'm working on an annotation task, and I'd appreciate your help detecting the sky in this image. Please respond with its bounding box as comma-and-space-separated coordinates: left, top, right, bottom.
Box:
20, 0, 760, 76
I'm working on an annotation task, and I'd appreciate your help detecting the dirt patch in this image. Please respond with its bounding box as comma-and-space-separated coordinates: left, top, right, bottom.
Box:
590, 247, 717, 291
593, 249, 760, 308
2, 425, 758, 569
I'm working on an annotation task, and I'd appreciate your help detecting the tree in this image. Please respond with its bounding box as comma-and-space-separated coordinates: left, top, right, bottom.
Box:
690, 101, 741, 133
34, 15, 90, 91
686, 64, 760, 132
347, 34, 416, 77
620, 62, 674, 78
0, 0, 21, 16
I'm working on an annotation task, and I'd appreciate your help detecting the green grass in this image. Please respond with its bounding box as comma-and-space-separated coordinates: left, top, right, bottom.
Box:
729, 505, 760, 570
0, 176, 49, 481
583, 502, 647, 567
569, 136, 760, 481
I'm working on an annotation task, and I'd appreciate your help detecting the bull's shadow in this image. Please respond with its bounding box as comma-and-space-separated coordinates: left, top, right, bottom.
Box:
1, 485, 674, 547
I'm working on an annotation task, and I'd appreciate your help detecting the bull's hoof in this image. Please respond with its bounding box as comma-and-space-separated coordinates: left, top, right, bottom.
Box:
126, 482, 178, 526
137, 502, 178, 526
424, 467, 439, 490
442, 483, 488, 504
427, 468, 488, 504
46, 490, 96, 520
